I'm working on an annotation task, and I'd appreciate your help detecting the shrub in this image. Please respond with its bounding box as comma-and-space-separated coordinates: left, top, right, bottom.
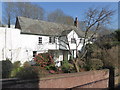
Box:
15, 65, 49, 79
45, 64, 57, 71
34, 53, 57, 74
115, 30, 120, 42
85, 58, 103, 70
49, 70, 56, 74
15, 66, 39, 79
13, 61, 21, 69
34, 53, 54, 68
10, 61, 22, 78
61, 60, 74, 73
2, 59, 13, 78
10, 67, 23, 78
23, 61, 31, 67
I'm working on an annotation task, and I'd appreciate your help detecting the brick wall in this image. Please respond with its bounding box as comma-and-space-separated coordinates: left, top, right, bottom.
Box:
40, 69, 109, 88
2, 69, 109, 88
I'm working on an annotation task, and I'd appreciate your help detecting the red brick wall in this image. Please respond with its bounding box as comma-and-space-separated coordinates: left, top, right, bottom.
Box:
2, 69, 109, 88
39, 69, 109, 88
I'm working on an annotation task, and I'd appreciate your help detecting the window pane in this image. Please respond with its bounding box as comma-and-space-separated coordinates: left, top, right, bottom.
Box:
71, 38, 76, 43
49, 37, 52, 43
53, 37, 55, 43
49, 37, 55, 43
38, 37, 42, 44
33, 51, 37, 57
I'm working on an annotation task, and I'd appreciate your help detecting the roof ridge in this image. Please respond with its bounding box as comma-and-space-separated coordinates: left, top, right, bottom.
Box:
16, 16, 84, 37
17, 16, 76, 28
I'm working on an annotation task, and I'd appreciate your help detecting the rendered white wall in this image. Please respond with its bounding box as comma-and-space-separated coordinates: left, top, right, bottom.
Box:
0, 27, 61, 64
0, 27, 85, 66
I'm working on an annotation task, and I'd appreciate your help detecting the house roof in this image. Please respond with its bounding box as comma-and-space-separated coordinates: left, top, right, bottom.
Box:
15, 16, 84, 37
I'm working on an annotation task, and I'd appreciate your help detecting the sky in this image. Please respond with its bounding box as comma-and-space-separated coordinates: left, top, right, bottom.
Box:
0, 2, 2, 23
118, 2, 120, 29
0, 1, 119, 30
33, 2, 118, 30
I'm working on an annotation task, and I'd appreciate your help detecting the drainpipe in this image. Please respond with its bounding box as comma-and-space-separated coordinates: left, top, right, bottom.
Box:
10, 28, 12, 61
2, 48, 4, 60
5, 28, 7, 60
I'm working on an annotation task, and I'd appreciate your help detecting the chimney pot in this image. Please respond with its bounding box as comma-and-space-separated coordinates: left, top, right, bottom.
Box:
74, 17, 78, 27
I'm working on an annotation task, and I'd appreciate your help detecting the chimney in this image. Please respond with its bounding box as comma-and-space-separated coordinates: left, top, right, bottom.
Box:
74, 17, 78, 27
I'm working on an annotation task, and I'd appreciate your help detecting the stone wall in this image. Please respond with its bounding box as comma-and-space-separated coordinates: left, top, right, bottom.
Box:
2, 69, 109, 88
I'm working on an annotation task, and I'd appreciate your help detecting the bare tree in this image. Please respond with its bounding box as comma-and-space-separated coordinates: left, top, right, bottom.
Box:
82, 7, 115, 54
3, 2, 16, 28
3, 2, 45, 27
59, 7, 115, 72
15, 2, 44, 20
47, 9, 74, 25
47, 9, 64, 22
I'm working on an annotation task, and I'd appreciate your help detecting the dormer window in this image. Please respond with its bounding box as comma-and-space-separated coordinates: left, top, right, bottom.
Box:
49, 37, 55, 43
38, 37, 42, 44
71, 38, 76, 44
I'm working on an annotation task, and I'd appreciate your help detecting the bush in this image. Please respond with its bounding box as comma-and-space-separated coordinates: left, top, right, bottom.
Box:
85, 58, 103, 70
23, 61, 31, 67
2, 59, 13, 78
15, 66, 39, 79
15, 65, 49, 79
45, 64, 57, 71
34, 53, 57, 74
13, 61, 21, 69
61, 60, 74, 73
34, 53, 54, 68
10, 67, 23, 78
10, 61, 21, 78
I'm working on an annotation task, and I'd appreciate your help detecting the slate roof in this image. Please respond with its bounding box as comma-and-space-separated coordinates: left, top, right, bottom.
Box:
15, 16, 84, 37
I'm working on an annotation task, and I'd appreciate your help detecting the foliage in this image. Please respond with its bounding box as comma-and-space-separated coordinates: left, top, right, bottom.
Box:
13, 61, 21, 69
61, 60, 75, 73
86, 43, 119, 70
45, 64, 57, 71
16, 65, 50, 79
10, 61, 21, 78
114, 30, 120, 42
85, 44, 95, 59
10, 67, 23, 78
11, 61, 31, 78
85, 59, 103, 70
34, 53, 58, 74
15, 66, 38, 79
34, 53, 54, 68
101, 46, 119, 68
2, 59, 13, 78
23, 61, 31, 67
93, 30, 119, 69
95, 30, 120, 50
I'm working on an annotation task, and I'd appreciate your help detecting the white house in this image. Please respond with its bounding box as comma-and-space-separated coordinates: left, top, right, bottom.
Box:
0, 16, 88, 67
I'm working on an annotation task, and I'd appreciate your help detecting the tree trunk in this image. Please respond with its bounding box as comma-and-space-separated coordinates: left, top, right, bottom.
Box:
73, 58, 80, 72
